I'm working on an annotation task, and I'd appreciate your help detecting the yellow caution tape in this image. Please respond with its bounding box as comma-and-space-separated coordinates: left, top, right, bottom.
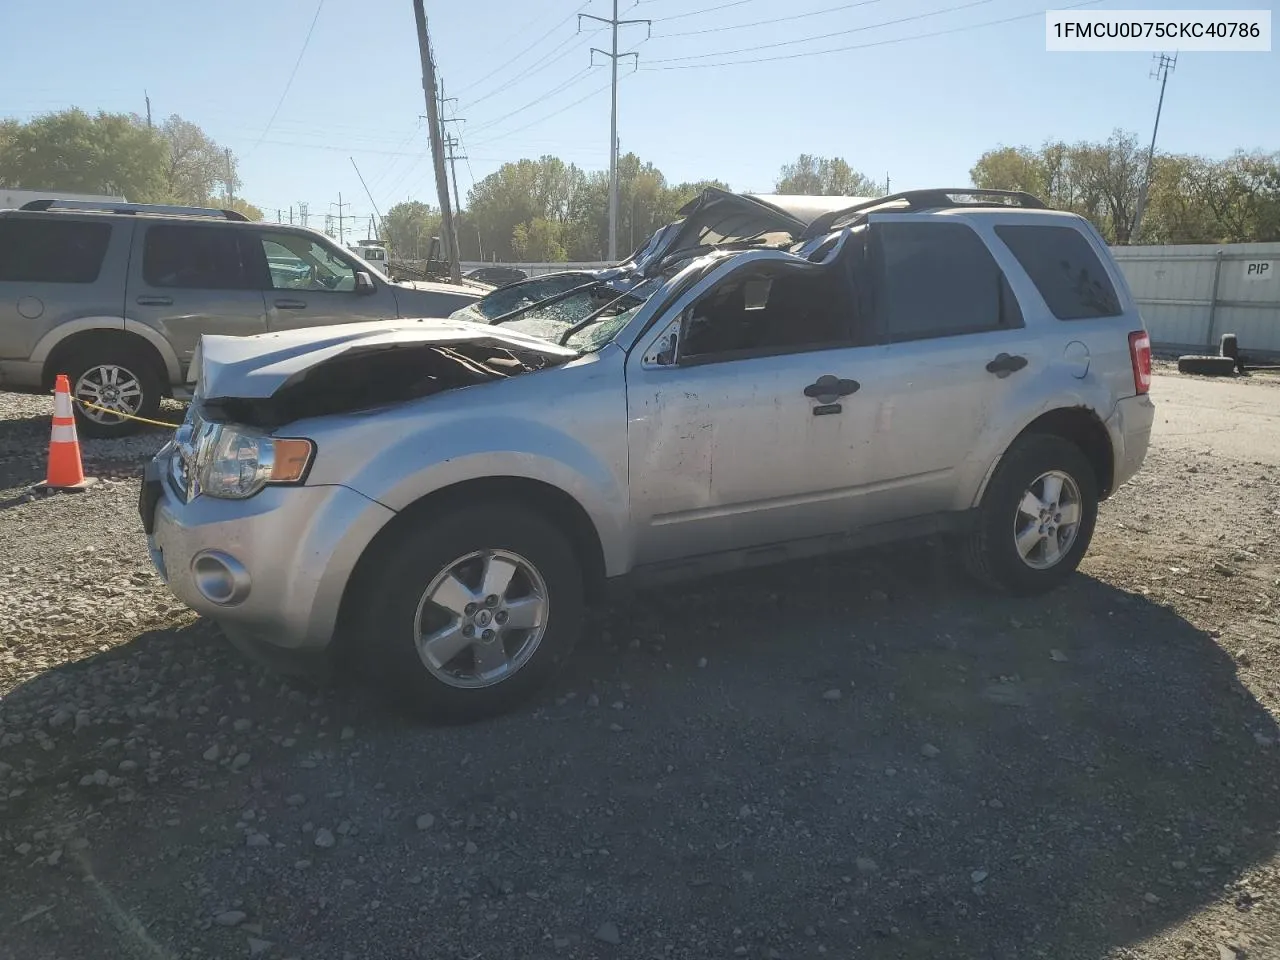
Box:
73, 398, 182, 429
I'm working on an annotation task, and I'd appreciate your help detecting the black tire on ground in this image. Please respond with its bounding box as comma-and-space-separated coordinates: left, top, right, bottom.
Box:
62, 342, 165, 439
361, 502, 586, 724
1219, 333, 1239, 360
1177, 354, 1237, 377
963, 433, 1099, 596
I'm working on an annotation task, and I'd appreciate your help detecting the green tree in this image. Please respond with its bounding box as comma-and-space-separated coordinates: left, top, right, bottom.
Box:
512, 218, 567, 261
774, 155, 882, 196
382, 200, 441, 259
158, 114, 235, 205
0, 108, 167, 200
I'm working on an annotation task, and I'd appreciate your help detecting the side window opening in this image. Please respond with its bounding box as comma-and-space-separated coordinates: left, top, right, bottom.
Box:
680, 261, 857, 362
0, 218, 112, 284
258, 233, 357, 292
873, 221, 1024, 343
994, 223, 1122, 320
142, 224, 253, 290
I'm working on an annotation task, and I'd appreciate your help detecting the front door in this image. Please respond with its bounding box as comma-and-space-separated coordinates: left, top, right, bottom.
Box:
625, 255, 872, 566
126, 222, 268, 371
251, 230, 400, 331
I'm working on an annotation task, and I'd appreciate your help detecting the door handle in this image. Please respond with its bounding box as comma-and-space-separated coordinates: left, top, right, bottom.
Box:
274, 299, 307, 309
985, 353, 1028, 377
136, 295, 173, 306
803, 374, 860, 402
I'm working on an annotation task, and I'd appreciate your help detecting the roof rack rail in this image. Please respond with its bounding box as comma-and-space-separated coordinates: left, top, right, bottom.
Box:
801, 188, 1047, 239
18, 199, 250, 222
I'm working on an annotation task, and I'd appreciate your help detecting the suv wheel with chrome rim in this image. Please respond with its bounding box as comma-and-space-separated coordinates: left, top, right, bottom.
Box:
64, 342, 164, 439
964, 433, 1099, 596
362, 502, 585, 723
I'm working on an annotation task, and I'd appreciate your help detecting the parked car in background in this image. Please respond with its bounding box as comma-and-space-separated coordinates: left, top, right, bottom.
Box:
139, 187, 1155, 724
0, 199, 484, 436
464, 265, 528, 287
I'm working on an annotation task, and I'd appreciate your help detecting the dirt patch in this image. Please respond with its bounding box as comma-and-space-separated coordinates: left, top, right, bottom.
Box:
0, 376, 1277, 960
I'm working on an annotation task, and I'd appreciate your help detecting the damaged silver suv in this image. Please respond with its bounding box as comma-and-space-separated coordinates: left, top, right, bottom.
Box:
139, 188, 1156, 723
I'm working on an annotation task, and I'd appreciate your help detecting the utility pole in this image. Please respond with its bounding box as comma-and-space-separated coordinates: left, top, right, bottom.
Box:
276, 208, 282, 223
579, 2, 650, 262
298, 201, 309, 228
225, 148, 235, 204
885, 173, 891, 195
145, 91, 152, 129
413, 0, 461, 281
289, 206, 294, 225
1131, 52, 1176, 244
331, 193, 350, 246
444, 134, 467, 214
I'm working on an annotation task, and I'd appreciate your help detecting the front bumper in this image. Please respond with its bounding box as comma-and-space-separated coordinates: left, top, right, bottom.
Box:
141, 450, 395, 651
1106, 392, 1156, 493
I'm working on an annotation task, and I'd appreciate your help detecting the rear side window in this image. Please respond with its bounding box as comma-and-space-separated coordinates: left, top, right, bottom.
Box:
0, 218, 112, 283
995, 224, 1122, 320
874, 221, 1023, 343
143, 224, 255, 290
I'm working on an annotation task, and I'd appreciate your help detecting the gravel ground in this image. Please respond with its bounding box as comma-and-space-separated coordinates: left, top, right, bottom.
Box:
1, 374, 1279, 960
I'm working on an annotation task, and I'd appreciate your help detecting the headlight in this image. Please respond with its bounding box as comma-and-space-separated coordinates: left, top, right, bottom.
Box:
195, 425, 315, 500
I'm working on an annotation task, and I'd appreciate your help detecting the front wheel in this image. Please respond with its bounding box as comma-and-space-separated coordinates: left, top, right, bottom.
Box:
362, 503, 585, 724
963, 433, 1099, 595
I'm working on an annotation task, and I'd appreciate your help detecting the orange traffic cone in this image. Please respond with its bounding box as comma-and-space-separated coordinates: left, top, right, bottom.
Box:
33, 375, 97, 494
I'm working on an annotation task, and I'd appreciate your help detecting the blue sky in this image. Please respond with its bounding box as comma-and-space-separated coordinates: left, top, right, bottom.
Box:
2, 0, 1275, 240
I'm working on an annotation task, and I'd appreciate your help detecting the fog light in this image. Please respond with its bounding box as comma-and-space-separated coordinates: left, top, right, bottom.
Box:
191, 550, 251, 606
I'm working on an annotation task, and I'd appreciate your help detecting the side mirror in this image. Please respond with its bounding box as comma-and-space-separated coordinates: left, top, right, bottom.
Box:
355, 271, 376, 295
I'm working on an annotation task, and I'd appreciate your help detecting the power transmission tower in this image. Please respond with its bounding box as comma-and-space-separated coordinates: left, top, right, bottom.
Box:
412, 0, 461, 281
298, 201, 309, 228
579, 2, 650, 262
331, 193, 350, 246
145, 91, 152, 129
444, 134, 467, 215
1131, 52, 1176, 244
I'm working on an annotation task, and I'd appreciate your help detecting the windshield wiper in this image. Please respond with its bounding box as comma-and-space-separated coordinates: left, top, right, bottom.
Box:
487, 279, 606, 326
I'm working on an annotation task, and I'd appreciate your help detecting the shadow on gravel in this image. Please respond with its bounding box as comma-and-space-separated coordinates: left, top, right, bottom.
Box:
2, 543, 1278, 960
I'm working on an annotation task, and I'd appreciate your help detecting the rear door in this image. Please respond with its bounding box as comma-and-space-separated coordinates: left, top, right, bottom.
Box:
837, 216, 1043, 521
0, 215, 122, 364
249, 229, 400, 331
126, 222, 267, 370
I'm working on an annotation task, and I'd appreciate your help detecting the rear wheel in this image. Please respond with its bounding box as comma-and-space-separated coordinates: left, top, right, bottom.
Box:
63, 343, 164, 439
964, 434, 1099, 595
1177, 354, 1237, 377
362, 503, 585, 724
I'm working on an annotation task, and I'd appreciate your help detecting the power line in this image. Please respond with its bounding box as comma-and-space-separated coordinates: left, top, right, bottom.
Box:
647, 0, 993, 64
463, 31, 597, 111
463, 68, 594, 139
653, 0, 888, 38
467, 75, 620, 148
642, 0, 1105, 70
453, 0, 595, 100
651, 0, 761, 23
247, 0, 325, 155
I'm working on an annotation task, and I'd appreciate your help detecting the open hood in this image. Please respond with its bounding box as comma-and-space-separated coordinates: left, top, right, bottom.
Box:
625, 188, 875, 276
191, 318, 577, 426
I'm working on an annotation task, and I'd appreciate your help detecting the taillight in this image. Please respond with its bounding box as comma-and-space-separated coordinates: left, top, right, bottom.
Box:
1128, 330, 1152, 394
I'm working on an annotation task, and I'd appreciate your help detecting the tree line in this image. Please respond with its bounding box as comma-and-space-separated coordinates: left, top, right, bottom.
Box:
5, 109, 1276, 258
0, 108, 262, 220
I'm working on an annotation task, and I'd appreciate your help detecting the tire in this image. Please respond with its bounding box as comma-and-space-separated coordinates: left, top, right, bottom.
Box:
63, 342, 165, 439
361, 502, 585, 724
1177, 354, 1237, 377
963, 433, 1099, 596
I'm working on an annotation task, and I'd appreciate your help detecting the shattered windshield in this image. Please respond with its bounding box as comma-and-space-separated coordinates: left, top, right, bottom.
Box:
495, 280, 656, 352
450, 273, 593, 324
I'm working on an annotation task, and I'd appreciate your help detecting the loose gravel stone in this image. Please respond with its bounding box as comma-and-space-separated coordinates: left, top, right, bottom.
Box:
314, 829, 335, 849
215, 911, 247, 927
